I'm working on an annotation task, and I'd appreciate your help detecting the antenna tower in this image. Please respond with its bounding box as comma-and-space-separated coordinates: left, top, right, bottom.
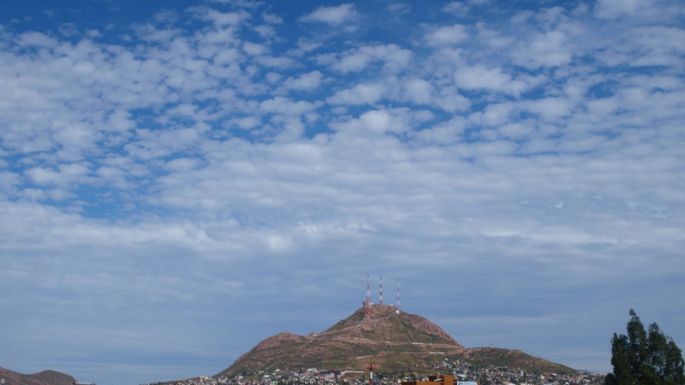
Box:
364, 274, 372, 315
395, 279, 401, 314
379, 275, 384, 304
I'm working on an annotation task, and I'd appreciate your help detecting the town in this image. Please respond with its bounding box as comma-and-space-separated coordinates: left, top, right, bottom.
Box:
154, 358, 604, 385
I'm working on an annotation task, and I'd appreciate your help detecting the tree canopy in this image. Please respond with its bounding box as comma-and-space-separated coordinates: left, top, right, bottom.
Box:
606, 310, 684, 385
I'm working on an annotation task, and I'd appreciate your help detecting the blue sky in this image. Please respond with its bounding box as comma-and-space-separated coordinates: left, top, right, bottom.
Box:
1, 0, 684, 384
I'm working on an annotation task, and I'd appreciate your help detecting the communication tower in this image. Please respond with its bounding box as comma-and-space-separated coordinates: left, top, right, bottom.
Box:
395, 279, 401, 314
379, 275, 384, 304
364, 274, 372, 316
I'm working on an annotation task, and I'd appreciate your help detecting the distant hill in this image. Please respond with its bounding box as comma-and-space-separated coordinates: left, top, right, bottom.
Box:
218, 304, 575, 377
0, 367, 75, 385
463, 347, 575, 373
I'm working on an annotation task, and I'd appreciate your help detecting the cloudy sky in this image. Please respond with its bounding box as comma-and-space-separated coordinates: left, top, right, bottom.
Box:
1, 0, 684, 384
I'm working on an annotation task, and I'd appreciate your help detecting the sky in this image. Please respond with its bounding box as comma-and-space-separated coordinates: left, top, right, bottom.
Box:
0, 0, 684, 384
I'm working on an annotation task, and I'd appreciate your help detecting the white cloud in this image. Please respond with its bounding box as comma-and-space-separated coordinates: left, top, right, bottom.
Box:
595, 0, 653, 19
433, 87, 471, 112
475, 23, 514, 49
299, 3, 357, 26
281, 71, 323, 92
26, 163, 90, 187
402, 78, 434, 104
133, 24, 180, 42
332, 109, 410, 134
17, 31, 58, 47
497, 122, 534, 139
454, 65, 526, 94
26, 167, 60, 185
413, 117, 466, 145
356, 110, 392, 133
525, 97, 573, 121
327, 82, 386, 105
262, 13, 283, 25
512, 30, 572, 68
195, 8, 249, 27
469, 102, 516, 127
443, 0, 493, 14
629, 26, 685, 67
259, 97, 319, 115
243, 41, 267, 56
165, 157, 203, 172
426, 24, 469, 46
253, 25, 275, 40
58, 23, 77, 37
388, 3, 412, 15
232, 116, 261, 130
319, 44, 413, 74
257, 55, 297, 68
443, 2, 469, 14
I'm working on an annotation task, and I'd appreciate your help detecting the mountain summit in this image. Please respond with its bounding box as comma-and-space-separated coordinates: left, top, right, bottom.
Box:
219, 304, 573, 376
0, 367, 75, 385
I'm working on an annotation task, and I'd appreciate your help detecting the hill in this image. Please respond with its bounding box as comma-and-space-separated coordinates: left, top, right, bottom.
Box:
218, 304, 574, 377
0, 367, 75, 385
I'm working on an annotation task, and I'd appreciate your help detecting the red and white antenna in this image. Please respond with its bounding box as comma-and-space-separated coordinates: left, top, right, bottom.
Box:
379, 275, 384, 304
364, 274, 372, 314
395, 279, 401, 314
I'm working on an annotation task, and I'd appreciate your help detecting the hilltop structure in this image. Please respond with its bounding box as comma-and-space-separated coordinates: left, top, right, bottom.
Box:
363, 275, 401, 316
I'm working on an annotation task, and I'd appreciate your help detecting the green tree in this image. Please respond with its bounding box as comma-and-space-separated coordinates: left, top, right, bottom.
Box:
606, 310, 685, 385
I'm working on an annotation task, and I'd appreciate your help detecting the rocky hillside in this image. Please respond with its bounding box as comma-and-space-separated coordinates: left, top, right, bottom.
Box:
464, 347, 575, 374
218, 304, 575, 376
0, 367, 75, 385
